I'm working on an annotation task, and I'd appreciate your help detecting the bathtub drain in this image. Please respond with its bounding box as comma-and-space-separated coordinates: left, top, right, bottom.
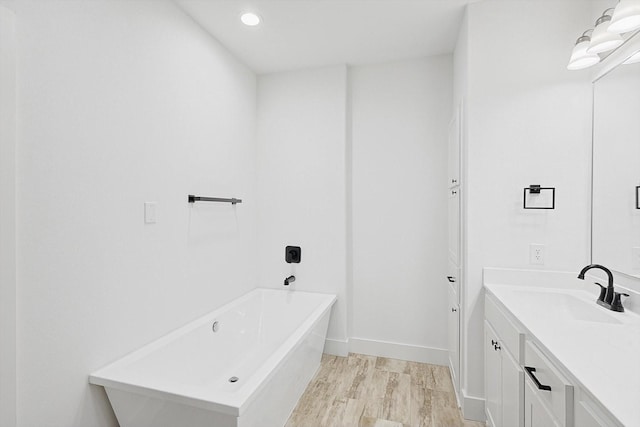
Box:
229, 376, 239, 383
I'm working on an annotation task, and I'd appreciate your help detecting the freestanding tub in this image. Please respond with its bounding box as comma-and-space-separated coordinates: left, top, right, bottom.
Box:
89, 288, 336, 427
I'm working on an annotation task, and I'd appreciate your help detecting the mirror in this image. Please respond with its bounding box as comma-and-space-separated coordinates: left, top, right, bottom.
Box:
592, 48, 640, 278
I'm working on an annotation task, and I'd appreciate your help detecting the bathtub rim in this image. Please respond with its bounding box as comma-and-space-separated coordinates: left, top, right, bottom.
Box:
89, 288, 336, 417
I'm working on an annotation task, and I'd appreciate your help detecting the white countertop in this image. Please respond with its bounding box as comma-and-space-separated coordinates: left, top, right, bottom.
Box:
484, 269, 640, 427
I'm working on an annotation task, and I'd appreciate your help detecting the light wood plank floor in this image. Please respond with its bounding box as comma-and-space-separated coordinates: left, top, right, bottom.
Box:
286, 353, 485, 427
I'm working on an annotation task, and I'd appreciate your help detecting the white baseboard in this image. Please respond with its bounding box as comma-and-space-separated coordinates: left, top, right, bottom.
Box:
323, 338, 349, 357
461, 391, 485, 422
348, 337, 448, 365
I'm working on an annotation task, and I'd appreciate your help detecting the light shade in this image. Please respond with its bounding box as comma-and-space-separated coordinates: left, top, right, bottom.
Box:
568, 36, 601, 70
240, 12, 261, 26
587, 13, 624, 53
608, 0, 640, 34
624, 50, 640, 64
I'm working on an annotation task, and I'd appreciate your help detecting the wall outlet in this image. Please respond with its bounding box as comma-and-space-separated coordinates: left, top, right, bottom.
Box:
633, 247, 640, 272
144, 202, 157, 224
530, 244, 545, 265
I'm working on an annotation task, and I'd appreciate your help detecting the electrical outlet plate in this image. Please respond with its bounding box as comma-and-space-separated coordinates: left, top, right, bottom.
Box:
144, 202, 157, 224
632, 247, 640, 272
530, 244, 545, 265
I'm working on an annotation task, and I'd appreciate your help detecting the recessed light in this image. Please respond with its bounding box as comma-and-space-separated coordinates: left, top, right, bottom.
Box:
240, 12, 261, 26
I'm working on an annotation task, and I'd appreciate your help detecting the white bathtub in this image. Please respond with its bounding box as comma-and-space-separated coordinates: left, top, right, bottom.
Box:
89, 288, 336, 427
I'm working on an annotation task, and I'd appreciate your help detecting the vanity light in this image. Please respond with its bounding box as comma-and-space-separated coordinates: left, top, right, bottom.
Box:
567, 31, 601, 70
623, 50, 640, 64
587, 9, 624, 54
608, 0, 640, 34
240, 12, 261, 26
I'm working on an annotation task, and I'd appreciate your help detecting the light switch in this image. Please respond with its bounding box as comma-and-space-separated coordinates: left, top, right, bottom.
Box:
144, 202, 157, 224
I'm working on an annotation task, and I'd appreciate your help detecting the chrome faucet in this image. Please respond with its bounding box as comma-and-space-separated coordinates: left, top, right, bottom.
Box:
284, 275, 296, 286
577, 264, 628, 311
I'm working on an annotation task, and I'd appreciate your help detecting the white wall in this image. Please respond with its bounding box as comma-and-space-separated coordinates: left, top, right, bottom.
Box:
455, 0, 593, 404
256, 65, 349, 350
16, 2, 257, 426
350, 57, 452, 362
0, 5, 17, 427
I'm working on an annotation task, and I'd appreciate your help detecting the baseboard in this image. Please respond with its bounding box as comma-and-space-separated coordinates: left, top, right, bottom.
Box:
323, 338, 349, 357
348, 338, 448, 365
461, 391, 485, 422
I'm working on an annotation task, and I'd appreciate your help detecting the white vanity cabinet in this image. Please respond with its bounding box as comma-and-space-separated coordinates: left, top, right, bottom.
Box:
485, 290, 625, 427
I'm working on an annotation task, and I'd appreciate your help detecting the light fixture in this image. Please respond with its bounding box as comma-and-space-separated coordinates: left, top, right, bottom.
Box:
608, 0, 640, 34
587, 9, 624, 53
240, 12, 261, 27
567, 30, 601, 70
623, 50, 640, 64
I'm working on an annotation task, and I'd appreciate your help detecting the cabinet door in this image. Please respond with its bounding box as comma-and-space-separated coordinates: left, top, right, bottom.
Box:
448, 109, 460, 188
446, 259, 459, 303
525, 379, 560, 427
447, 285, 460, 396
484, 322, 501, 427
448, 187, 460, 265
502, 345, 524, 427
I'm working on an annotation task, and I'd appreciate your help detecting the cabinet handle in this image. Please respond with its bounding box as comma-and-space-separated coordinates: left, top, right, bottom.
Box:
451, 307, 457, 312
491, 339, 497, 346
447, 276, 456, 283
493, 343, 501, 351
451, 190, 457, 195
524, 366, 552, 391
452, 179, 458, 184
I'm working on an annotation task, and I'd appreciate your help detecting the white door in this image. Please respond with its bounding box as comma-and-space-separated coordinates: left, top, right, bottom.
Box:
484, 322, 502, 427
502, 346, 524, 427
448, 109, 460, 188
447, 284, 460, 396
448, 188, 460, 265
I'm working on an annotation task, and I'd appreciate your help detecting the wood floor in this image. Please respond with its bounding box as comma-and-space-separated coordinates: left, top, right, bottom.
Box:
285, 353, 485, 427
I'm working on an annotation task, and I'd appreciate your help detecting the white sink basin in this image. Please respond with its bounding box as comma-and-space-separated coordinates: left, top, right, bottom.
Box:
501, 288, 622, 325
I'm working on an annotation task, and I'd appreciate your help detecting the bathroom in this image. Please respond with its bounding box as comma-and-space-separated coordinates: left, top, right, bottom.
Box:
0, 0, 638, 426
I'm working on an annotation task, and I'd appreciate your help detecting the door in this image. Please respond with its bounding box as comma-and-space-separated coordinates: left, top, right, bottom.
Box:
448, 188, 460, 265
484, 322, 501, 427
447, 284, 460, 395
448, 109, 460, 188
502, 345, 524, 427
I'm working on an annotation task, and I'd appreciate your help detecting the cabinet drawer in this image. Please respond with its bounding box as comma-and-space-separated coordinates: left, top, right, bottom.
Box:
576, 400, 608, 427
524, 341, 574, 427
525, 378, 560, 427
485, 295, 524, 362
575, 388, 623, 427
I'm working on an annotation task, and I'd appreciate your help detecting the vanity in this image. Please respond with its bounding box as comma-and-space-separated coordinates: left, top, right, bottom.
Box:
483, 268, 640, 427
481, 24, 640, 427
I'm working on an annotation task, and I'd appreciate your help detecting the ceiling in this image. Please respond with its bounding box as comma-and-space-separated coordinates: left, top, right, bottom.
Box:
176, 0, 476, 74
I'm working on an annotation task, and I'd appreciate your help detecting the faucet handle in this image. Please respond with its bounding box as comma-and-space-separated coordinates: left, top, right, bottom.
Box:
611, 291, 630, 313
594, 282, 607, 303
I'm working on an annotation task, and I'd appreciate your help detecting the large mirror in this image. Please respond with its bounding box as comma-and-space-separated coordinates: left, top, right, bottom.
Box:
592, 45, 640, 278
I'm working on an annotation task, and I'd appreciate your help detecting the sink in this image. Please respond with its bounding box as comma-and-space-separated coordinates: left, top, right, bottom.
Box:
559, 294, 622, 324
502, 288, 622, 325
